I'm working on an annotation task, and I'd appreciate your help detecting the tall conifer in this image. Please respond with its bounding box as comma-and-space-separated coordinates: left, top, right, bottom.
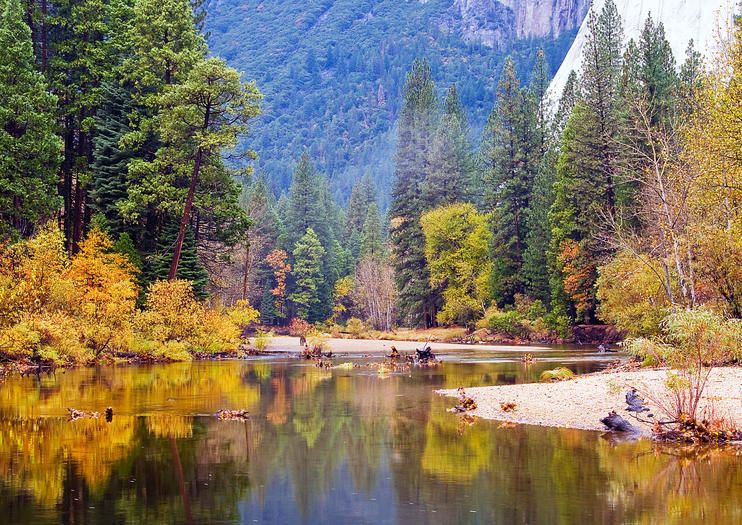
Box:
0, 0, 61, 238
424, 83, 473, 206
389, 58, 439, 327
481, 57, 536, 304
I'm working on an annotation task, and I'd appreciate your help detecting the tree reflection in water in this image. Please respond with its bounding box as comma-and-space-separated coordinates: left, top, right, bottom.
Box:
0, 357, 740, 524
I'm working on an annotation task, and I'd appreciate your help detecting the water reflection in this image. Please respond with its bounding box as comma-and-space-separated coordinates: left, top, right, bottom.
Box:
0, 352, 740, 524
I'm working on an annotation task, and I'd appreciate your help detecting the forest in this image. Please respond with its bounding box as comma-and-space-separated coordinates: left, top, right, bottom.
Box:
203, 0, 579, 204
1, 0, 742, 364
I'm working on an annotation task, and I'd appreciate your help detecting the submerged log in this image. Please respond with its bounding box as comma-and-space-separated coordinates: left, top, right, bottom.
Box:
601, 411, 642, 434
415, 344, 436, 363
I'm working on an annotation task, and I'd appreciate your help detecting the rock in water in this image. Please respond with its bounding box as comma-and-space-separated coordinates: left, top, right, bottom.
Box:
601, 411, 642, 434
625, 389, 650, 413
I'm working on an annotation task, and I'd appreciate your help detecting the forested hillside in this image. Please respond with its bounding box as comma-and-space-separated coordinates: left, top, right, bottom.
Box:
204, 0, 579, 205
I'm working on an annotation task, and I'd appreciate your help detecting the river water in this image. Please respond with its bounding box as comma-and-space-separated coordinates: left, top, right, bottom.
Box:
1, 345, 741, 524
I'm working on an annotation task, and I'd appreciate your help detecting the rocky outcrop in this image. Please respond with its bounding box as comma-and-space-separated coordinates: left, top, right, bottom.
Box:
438, 0, 590, 49
548, 0, 736, 103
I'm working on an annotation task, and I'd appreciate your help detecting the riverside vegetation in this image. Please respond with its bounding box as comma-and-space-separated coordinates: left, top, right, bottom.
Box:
1, 0, 742, 378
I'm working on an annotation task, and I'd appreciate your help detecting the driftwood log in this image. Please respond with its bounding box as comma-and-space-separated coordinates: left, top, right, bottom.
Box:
415, 344, 436, 363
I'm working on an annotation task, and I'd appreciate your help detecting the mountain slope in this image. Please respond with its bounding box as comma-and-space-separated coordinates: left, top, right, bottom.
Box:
204, 0, 586, 205
549, 0, 736, 100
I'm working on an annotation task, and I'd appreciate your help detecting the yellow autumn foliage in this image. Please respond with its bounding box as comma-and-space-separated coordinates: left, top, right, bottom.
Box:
0, 225, 258, 363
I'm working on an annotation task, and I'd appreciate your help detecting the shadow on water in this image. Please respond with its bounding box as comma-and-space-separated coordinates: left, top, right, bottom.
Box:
0, 347, 740, 524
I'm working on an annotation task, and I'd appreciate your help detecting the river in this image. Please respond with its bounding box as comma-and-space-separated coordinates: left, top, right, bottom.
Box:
0, 345, 740, 524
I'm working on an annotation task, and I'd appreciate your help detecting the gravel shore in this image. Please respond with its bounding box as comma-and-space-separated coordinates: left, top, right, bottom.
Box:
438, 367, 742, 434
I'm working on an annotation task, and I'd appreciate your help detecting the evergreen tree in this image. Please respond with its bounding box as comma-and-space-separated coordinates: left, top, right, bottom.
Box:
122, 0, 205, 115
285, 153, 328, 251
345, 177, 372, 238
151, 58, 261, 280
389, 58, 439, 327
150, 222, 209, 297
679, 39, 703, 112
118, 0, 207, 252
548, 101, 607, 322
579, 0, 624, 216
554, 70, 579, 136
522, 149, 558, 305
637, 15, 677, 126
481, 57, 537, 304
361, 202, 385, 259
530, 48, 551, 155
47, 0, 114, 251
424, 83, 473, 206
0, 0, 61, 238
289, 228, 325, 321
259, 282, 279, 325
91, 79, 135, 235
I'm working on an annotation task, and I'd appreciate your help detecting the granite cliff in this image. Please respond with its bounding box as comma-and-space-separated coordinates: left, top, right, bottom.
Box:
438, 0, 591, 48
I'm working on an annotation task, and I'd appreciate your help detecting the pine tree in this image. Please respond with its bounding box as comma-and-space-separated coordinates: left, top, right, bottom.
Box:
530, 48, 551, 155
0, 0, 61, 238
118, 0, 207, 253
361, 202, 385, 259
151, 222, 209, 297
389, 58, 439, 327
636, 15, 677, 126
122, 0, 205, 114
580, 0, 624, 216
424, 83, 473, 206
679, 39, 703, 111
259, 282, 279, 325
90, 79, 135, 235
554, 70, 579, 136
152, 58, 261, 280
481, 57, 537, 304
289, 228, 326, 321
47, 0, 114, 251
548, 101, 607, 322
285, 152, 330, 252
344, 173, 377, 263
522, 149, 558, 305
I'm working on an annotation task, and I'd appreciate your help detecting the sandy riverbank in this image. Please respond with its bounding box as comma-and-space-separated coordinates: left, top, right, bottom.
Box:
267, 335, 554, 354
438, 367, 742, 434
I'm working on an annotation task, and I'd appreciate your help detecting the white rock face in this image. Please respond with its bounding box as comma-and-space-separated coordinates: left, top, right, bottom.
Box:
548, 0, 736, 102
441, 0, 591, 48
499, 0, 591, 38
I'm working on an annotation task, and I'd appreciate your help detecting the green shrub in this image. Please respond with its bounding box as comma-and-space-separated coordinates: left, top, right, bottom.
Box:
253, 330, 273, 352
345, 317, 365, 338
527, 300, 547, 321
540, 367, 575, 382
545, 313, 572, 340
488, 310, 527, 338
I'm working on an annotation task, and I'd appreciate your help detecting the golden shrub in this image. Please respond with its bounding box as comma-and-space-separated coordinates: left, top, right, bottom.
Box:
226, 300, 260, 329
0, 227, 248, 364
0, 321, 39, 358
138, 280, 203, 343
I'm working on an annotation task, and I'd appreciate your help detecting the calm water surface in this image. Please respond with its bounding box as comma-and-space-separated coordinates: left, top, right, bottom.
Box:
1, 344, 740, 524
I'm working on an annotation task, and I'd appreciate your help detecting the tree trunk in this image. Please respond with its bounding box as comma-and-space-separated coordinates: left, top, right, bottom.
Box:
71, 129, 88, 254
169, 148, 203, 280
242, 235, 250, 301
61, 115, 75, 249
